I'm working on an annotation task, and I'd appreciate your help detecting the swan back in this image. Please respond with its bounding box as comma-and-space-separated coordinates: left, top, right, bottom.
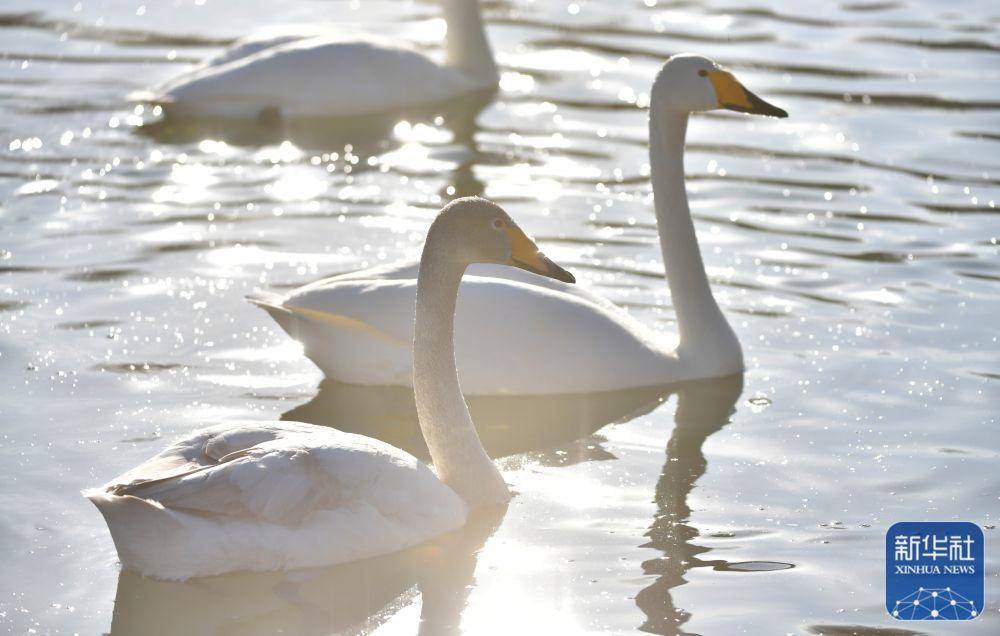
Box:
161, 38, 477, 119
274, 273, 677, 393
87, 422, 466, 579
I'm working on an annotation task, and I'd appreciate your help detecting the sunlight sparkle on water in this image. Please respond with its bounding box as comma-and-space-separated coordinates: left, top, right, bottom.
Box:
197, 138, 236, 158
266, 167, 328, 202
393, 120, 453, 145
380, 142, 454, 173
652, 10, 732, 30
255, 140, 305, 164
499, 71, 535, 94
205, 245, 353, 272
151, 162, 218, 204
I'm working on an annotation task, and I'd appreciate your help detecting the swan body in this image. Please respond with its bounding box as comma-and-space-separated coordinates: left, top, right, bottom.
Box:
251, 261, 687, 395
88, 198, 572, 579
252, 55, 788, 395
147, 0, 497, 120
85, 422, 465, 580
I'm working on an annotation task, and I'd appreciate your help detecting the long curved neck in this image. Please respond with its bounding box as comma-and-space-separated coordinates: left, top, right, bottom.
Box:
413, 235, 509, 507
649, 109, 741, 367
442, 0, 497, 84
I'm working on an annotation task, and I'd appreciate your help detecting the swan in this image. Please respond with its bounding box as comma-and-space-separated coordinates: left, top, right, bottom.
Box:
142, 0, 497, 120
249, 54, 787, 395
85, 197, 573, 580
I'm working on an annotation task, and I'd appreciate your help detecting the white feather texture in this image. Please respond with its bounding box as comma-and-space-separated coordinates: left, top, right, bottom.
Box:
148, 0, 497, 119
86, 422, 466, 580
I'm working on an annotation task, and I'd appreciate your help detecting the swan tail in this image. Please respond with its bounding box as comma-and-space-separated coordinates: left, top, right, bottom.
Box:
246, 292, 298, 333
248, 293, 406, 348
248, 293, 409, 383
84, 489, 186, 579
246, 291, 289, 314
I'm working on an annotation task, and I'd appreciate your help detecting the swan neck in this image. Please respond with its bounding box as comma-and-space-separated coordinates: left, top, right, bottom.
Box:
442, 0, 498, 84
649, 108, 737, 357
413, 235, 509, 507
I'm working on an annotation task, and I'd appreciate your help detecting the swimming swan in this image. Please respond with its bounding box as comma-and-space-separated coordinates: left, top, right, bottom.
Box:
250, 54, 787, 395
144, 0, 497, 120
85, 198, 573, 580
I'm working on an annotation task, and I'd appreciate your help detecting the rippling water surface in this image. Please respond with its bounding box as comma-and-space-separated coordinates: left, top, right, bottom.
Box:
2, 0, 998, 634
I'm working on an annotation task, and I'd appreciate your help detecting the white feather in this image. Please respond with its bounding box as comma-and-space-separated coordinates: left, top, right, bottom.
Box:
87, 422, 466, 580
146, 1, 497, 120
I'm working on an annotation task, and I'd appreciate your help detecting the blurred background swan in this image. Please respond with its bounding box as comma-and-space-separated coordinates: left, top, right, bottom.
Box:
139, 0, 497, 121
250, 55, 786, 395
85, 199, 573, 579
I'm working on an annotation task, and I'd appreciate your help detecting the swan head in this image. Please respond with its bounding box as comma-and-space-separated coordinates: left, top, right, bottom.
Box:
432, 197, 575, 283
652, 54, 788, 118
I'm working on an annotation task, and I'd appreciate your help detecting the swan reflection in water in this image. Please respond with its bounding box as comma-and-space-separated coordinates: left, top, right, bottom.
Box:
636, 374, 793, 635
109, 376, 786, 634
110, 504, 506, 636
133, 89, 494, 158
283, 379, 672, 463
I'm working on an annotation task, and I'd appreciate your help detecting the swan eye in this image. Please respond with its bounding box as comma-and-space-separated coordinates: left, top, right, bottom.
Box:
492, 218, 505, 230
698, 70, 708, 77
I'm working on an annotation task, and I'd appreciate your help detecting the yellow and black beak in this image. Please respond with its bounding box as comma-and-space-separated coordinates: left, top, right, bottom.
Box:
707, 70, 788, 118
505, 224, 575, 284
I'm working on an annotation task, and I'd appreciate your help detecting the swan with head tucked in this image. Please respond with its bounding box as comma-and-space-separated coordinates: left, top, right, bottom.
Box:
85, 198, 572, 580
143, 0, 497, 120
250, 55, 787, 395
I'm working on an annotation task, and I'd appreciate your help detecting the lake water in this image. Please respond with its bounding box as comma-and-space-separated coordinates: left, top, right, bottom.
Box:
1, 0, 998, 634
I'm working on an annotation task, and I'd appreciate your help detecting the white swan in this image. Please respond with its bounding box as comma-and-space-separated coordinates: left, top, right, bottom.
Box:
250, 55, 787, 395
85, 198, 572, 580
143, 0, 497, 120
